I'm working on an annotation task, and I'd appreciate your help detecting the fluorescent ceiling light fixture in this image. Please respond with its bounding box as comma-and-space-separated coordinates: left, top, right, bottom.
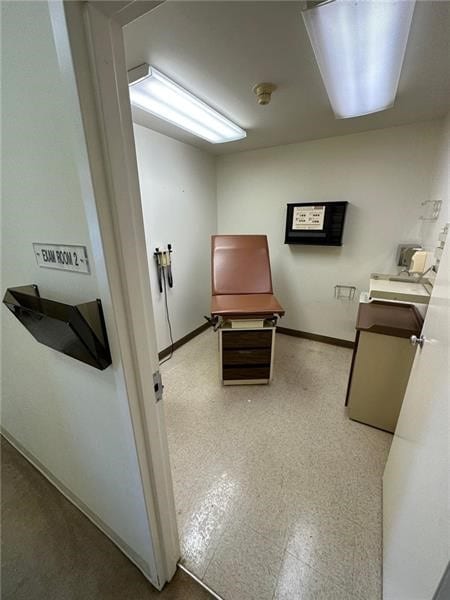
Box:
128, 64, 246, 144
302, 0, 416, 119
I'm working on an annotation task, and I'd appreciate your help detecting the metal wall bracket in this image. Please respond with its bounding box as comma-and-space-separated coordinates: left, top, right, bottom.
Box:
420, 200, 442, 222
334, 285, 356, 301
153, 371, 164, 402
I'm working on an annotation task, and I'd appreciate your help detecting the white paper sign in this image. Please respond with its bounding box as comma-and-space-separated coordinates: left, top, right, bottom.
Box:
33, 243, 90, 274
292, 205, 326, 230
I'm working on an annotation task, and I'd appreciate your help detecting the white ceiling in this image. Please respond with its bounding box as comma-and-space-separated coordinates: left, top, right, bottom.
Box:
123, 1, 450, 155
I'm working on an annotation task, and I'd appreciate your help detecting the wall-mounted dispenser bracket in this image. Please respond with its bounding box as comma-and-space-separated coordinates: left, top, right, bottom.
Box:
2, 285, 112, 370
420, 200, 442, 222
334, 285, 356, 301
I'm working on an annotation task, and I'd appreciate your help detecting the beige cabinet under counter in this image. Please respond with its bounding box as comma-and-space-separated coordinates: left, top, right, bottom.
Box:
345, 301, 423, 433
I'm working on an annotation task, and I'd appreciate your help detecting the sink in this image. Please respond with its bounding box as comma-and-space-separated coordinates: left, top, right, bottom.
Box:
388, 276, 428, 283
369, 274, 431, 304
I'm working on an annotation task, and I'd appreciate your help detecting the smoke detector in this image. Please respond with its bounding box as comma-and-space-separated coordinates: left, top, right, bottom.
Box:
253, 83, 277, 106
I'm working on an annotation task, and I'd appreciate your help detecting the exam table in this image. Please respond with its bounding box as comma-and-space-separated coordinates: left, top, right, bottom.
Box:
211, 235, 284, 385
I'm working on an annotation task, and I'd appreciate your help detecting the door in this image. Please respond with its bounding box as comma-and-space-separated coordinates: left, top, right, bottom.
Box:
383, 237, 449, 599
49, 0, 179, 589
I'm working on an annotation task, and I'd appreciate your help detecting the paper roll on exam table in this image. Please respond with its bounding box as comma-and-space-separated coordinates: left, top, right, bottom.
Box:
210, 235, 284, 385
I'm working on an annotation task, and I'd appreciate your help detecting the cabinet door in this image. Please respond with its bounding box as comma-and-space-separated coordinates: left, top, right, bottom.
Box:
347, 331, 416, 432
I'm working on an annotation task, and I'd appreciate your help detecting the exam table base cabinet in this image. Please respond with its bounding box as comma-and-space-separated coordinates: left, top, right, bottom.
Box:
220, 328, 275, 384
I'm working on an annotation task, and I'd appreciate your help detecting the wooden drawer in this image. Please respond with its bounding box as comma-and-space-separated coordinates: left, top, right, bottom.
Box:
222, 348, 271, 366
223, 365, 271, 381
222, 329, 272, 350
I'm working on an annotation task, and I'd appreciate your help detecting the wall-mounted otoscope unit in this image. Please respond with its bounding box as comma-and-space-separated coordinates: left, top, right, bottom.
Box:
154, 245, 173, 293
154, 245, 175, 363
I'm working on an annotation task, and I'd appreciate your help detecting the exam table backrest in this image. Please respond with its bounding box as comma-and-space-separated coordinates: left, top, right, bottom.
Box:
211, 235, 273, 296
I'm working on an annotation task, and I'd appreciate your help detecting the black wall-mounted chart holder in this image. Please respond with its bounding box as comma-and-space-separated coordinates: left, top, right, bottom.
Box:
3, 285, 112, 370
285, 201, 348, 246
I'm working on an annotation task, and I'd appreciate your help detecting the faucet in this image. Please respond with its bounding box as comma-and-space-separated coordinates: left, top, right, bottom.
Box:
416, 265, 435, 283
398, 268, 412, 277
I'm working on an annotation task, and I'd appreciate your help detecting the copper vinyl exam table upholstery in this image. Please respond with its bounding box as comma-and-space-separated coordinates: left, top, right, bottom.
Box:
211, 235, 285, 318
211, 235, 285, 385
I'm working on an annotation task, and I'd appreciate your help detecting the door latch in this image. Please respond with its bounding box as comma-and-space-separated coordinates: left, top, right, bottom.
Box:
153, 371, 164, 402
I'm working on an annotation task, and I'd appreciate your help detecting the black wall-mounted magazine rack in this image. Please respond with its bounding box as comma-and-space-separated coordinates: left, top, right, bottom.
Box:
3, 285, 112, 370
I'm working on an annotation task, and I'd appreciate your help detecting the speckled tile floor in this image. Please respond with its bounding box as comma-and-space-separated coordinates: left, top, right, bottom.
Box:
162, 330, 392, 600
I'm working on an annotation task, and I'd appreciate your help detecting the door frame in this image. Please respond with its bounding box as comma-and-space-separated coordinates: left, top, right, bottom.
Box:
49, 0, 179, 590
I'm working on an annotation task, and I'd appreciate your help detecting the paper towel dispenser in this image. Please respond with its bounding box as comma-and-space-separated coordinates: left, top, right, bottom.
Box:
3, 285, 112, 370
396, 244, 423, 268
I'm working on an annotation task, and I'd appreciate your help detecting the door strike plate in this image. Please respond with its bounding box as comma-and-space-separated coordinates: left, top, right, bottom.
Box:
153, 371, 164, 402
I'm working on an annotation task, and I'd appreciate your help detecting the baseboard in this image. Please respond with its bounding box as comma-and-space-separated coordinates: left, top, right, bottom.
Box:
277, 326, 355, 349
159, 322, 210, 360
158, 322, 353, 354
0, 428, 158, 589
177, 563, 224, 600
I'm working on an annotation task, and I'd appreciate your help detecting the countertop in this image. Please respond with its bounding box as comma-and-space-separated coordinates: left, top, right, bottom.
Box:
356, 301, 423, 339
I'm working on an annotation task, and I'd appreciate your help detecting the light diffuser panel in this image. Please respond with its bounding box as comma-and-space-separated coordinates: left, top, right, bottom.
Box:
128, 64, 246, 144
302, 0, 416, 119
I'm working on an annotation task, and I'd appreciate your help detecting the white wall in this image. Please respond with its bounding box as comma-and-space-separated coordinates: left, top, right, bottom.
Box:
420, 112, 450, 251
217, 121, 442, 341
134, 125, 216, 352
1, 0, 155, 578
